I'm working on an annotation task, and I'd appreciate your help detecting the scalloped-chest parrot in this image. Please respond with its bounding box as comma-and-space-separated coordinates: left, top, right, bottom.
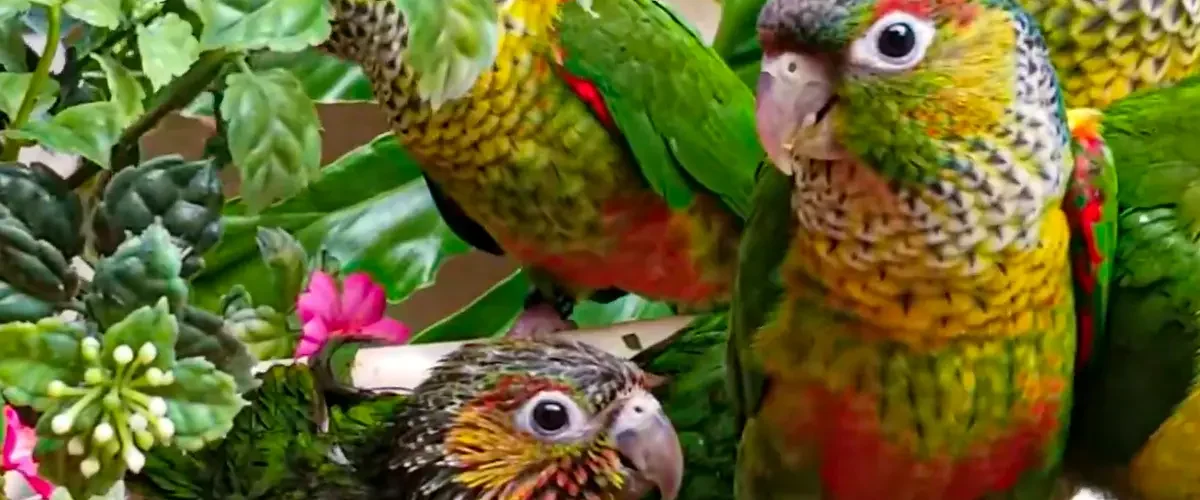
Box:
729, 0, 1120, 496
713, 0, 1200, 108
321, 0, 763, 336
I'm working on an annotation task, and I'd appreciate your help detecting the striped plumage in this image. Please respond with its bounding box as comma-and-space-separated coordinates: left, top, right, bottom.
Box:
734, 0, 1096, 496
359, 338, 683, 499
322, 0, 761, 321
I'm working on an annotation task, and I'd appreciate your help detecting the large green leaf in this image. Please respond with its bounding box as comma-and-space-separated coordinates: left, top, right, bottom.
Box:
6, 101, 123, 167
410, 269, 528, 343
192, 0, 331, 53
182, 49, 373, 117
136, 13, 201, 91
0, 16, 27, 72
0, 72, 60, 117
62, 0, 120, 28
221, 68, 321, 213
190, 134, 471, 313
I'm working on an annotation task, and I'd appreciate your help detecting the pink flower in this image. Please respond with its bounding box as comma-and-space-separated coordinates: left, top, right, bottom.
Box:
293, 271, 411, 358
3, 406, 55, 499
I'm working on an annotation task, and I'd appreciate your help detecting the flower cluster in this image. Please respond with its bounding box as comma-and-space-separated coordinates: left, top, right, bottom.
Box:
294, 271, 411, 358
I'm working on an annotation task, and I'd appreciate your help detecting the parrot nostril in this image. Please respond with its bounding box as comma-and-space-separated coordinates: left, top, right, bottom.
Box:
633, 405, 644, 413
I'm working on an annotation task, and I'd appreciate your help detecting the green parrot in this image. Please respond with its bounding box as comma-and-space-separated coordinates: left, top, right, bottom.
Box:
712, 0, 1200, 108
320, 0, 762, 337
131, 338, 687, 499
730, 0, 1118, 496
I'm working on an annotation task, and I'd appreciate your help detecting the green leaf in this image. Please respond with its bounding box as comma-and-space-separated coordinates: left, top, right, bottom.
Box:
221, 68, 321, 213
255, 227, 307, 307
250, 49, 373, 103
92, 54, 145, 125
221, 287, 296, 361
63, 0, 121, 28
0, 318, 87, 410
101, 298, 177, 372
175, 305, 258, 392
190, 134, 469, 312
403, 0, 501, 108
136, 13, 201, 91
147, 357, 247, 451
0, 15, 27, 72
572, 295, 674, 329
0, 72, 60, 117
36, 437, 128, 500
0, 279, 53, 322
196, 0, 331, 53
6, 101, 123, 167
411, 269, 528, 343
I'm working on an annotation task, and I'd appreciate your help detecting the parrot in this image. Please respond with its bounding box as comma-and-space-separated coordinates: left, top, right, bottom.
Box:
729, 0, 1118, 496
320, 0, 763, 337
711, 0, 1200, 108
131, 337, 687, 500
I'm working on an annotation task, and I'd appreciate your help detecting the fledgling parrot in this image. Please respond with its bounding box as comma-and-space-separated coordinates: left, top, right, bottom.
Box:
135, 338, 686, 499
730, 0, 1117, 496
320, 0, 763, 337
712, 0, 1200, 108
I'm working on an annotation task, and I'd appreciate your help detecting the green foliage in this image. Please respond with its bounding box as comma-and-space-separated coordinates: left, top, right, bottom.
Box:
85, 224, 189, 329
136, 14, 201, 91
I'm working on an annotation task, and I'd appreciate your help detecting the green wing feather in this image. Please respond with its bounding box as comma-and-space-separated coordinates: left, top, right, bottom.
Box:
1067, 75, 1200, 475
555, 0, 763, 218
727, 165, 795, 426
711, 0, 767, 88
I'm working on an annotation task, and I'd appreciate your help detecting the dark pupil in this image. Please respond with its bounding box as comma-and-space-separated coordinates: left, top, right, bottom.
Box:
878, 23, 916, 59
533, 401, 569, 431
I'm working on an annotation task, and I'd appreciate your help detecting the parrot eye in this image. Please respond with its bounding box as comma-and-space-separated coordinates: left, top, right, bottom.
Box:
516, 391, 589, 441
849, 11, 935, 72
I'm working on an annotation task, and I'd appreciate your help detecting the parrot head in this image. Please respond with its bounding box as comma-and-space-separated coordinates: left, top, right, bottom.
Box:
389, 338, 683, 500
753, 0, 1072, 193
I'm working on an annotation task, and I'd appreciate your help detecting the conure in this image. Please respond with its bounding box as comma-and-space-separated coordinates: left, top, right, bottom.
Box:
321, 0, 762, 336
730, 0, 1115, 496
713, 0, 1200, 108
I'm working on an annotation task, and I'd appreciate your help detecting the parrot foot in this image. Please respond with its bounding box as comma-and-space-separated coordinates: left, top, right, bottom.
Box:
506, 303, 577, 339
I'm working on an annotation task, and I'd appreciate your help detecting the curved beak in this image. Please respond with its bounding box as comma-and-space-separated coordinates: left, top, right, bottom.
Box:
611, 389, 684, 500
755, 52, 845, 170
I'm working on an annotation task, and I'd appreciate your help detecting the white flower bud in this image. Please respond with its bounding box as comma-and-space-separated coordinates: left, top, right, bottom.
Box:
148, 397, 168, 417
92, 422, 114, 444
84, 367, 104, 385
145, 367, 170, 386
128, 413, 148, 432
81, 337, 100, 361
79, 457, 101, 478
154, 417, 175, 439
137, 343, 157, 364
46, 380, 67, 397
51, 413, 73, 435
67, 437, 85, 456
113, 345, 134, 365
123, 446, 145, 473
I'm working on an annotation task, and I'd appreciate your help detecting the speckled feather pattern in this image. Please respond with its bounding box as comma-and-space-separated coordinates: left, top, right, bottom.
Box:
323, 0, 742, 307
738, 0, 1080, 498
371, 339, 648, 499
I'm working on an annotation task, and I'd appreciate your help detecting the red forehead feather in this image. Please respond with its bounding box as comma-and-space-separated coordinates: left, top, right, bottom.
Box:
872, 0, 979, 25
471, 374, 575, 412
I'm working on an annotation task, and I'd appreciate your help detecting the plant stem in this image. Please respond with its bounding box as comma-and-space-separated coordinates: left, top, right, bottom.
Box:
0, 3, 62, 162
66, 50, 231, 188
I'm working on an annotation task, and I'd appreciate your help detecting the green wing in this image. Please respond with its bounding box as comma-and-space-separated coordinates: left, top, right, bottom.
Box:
1067, 75, 1200, 474
555, 0, 764, 218
728, 165, 794, 426
711, 0, 767, 88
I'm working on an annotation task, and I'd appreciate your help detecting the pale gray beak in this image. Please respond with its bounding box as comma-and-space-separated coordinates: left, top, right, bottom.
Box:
611, 389, 684, 500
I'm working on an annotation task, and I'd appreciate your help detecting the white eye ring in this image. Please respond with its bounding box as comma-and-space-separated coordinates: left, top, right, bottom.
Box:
849, 11, 936, 72
514, 391, 590, 443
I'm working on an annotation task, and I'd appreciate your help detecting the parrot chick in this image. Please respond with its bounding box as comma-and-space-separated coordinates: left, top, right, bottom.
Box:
732, 0, 1081, 497
366, 338, 685, 499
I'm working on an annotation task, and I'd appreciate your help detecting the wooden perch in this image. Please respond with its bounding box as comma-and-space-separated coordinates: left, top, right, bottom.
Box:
254, 315, 700, 393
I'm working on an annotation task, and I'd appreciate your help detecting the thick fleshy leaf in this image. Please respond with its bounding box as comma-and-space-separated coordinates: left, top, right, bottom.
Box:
0, 318, 87, 410
62, 0, 120, 28
221, 287, 295, 361
195, 0, 331, 53
6, 101, 123, 167
255, 227, 307, 307
0, 279, 53, 322
100, 298, 177, 372
0, 72, 60, 117
221, 68, 321, 213
410, 269, 528, 343
145, 357, 247, 452
136, 13, 200, 91
189, 134, 468, 313
92, 54, 145, 124
35, 437, 127, 500
572, 295, 674, 328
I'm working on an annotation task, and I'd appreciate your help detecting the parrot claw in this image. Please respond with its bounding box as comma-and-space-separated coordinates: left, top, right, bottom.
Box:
506, 303, 577, 339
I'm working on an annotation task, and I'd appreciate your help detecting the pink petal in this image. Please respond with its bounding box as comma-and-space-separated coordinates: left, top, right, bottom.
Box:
2, 406, 18, 468
293, 318, 331, 359
339, 272, 387, 329
296, 271, 341, 326
357, 317, 412, 345
19, 469, 56, 499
